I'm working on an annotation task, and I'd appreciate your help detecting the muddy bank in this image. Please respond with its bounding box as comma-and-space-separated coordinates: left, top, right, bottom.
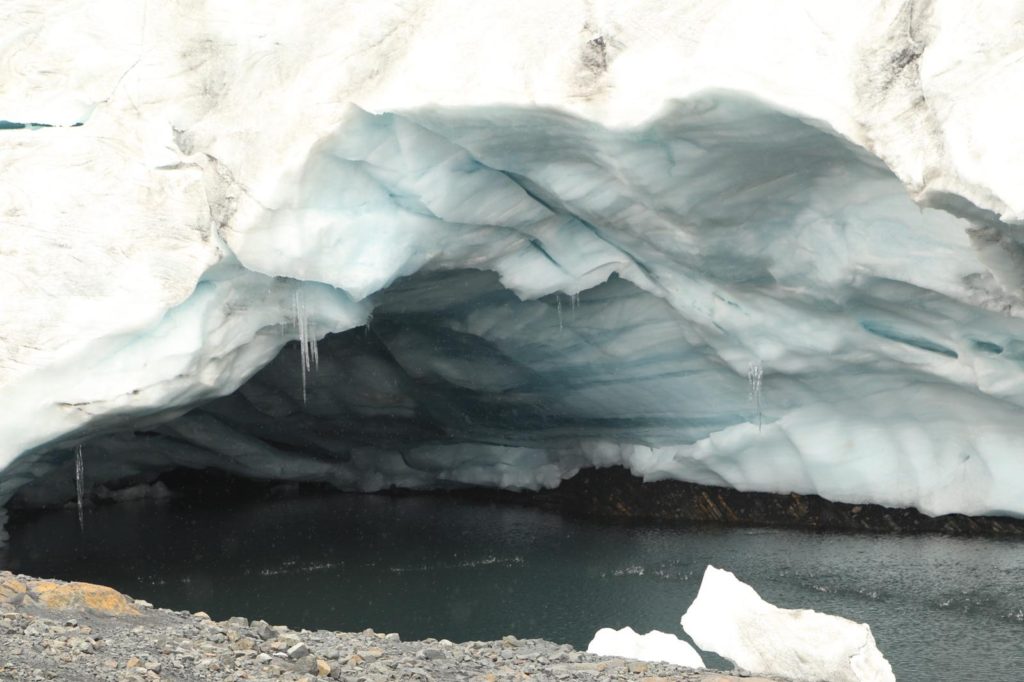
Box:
460, 466, 1024, 536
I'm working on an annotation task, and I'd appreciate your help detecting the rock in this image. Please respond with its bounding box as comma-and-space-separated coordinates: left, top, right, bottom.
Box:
256, 653, 273, 664
315, 658, 331, 676
296, 654, 319, 674
31, 581, 140, 616
232, 636, 255, 651
250, 619, 276, 641
227, 616, 249, 628
71, 638, 94, 654
357, 646, 383, 661
419, 648, 444, 660
287, 642, 310, 659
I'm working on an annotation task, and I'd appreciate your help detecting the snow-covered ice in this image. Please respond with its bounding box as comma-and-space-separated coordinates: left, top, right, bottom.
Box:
2, 1, 1024, 519
681, 566, 894, 682
587, 626, 704, 669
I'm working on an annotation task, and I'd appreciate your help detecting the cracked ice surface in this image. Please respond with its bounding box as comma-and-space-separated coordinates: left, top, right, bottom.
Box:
2, 1, 1024, 517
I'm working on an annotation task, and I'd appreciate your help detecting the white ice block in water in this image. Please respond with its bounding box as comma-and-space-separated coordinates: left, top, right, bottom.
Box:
587, 626, 704, 669
681, 566, 894, 682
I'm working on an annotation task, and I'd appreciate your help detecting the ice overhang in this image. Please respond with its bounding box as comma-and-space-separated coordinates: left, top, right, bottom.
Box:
3, 95, 1024, 523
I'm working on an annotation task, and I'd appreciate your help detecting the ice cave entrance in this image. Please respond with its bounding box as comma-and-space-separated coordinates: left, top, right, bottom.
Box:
10, 268, 758, 509
6, 93, 1024, 520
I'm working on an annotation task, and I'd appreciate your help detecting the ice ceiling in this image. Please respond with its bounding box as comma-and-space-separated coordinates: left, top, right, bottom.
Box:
3, 1, 1024, 531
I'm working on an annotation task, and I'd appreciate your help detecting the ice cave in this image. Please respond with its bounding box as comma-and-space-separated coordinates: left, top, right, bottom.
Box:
7, 93, 1024, 520
2, 1, 1024, 678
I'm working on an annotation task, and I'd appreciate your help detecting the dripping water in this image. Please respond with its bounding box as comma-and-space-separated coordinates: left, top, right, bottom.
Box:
747, 361, 763, 432
556, 295, 563, 331
294, 290, 319, 404
571, 291, 579, 320
74, 444, 84, 531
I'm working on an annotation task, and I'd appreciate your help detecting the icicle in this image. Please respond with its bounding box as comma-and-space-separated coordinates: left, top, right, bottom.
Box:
310, 320, 319, 371
293, 289, 319, 404
747, 361, 763, 432
74, 444, 84, 531
557, 294, 563, 331
571, 292, 579, 320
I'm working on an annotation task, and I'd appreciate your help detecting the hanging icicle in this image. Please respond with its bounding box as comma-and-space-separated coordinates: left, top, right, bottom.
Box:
747, 361, 764, 432
74, 444, 85, 531
294, 289, 320, 404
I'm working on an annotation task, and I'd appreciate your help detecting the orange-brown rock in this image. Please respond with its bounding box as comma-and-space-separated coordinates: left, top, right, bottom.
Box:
30, 579, 140, 616
0, 573, 28, 604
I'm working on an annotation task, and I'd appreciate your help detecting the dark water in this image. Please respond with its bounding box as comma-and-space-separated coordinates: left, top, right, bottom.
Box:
2, 493, 1023, 681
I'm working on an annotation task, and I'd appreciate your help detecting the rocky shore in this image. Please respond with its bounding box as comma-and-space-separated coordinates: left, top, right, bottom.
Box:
0, 571, 779, 682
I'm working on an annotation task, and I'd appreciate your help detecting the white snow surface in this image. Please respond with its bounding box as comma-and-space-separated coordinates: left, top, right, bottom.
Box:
3, 1, 1024, 516
587, 626, 704, 669
681, 566, 894, 682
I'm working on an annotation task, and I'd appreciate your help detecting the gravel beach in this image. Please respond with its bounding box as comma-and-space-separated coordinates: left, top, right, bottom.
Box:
0, 570, 782, 682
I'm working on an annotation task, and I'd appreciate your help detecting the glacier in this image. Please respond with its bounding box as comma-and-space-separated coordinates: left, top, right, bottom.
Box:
3, 0, 1024, 526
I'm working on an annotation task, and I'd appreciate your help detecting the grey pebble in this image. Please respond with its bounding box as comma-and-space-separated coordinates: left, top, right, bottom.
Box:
287, 641, 310, 659
251, 619, 276, 640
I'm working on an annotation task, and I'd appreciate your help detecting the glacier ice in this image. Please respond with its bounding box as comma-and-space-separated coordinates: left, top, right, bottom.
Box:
681, 565, 894, 682
587, 626, 704, 669
3, 1, 1024, 520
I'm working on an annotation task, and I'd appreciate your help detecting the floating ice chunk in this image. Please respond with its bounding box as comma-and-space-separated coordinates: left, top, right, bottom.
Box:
681, 566, 894, 682
587, 626, 704, 669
